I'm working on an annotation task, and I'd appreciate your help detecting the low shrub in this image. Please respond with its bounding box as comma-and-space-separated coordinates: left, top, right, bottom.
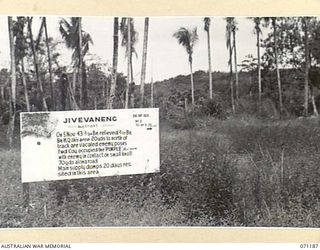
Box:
197, 98, 225, 118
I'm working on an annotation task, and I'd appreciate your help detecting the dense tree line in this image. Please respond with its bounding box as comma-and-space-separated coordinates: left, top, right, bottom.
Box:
2, 16, 320, 148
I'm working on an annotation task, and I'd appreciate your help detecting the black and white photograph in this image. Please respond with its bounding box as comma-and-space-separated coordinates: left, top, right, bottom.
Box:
0, 15, 319, 228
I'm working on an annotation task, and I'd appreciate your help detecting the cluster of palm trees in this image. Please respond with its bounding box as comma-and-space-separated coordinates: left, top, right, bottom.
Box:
6, 16, 150, 148
172, 17, 240, 111
111, 17, 149, 109
172, 17, 241, 112
5, 16, 319, 147
8, 16, 53, 147
173, 17, 316, 118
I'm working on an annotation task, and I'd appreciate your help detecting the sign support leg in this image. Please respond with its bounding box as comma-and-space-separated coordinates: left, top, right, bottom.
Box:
22, 183, 30, 208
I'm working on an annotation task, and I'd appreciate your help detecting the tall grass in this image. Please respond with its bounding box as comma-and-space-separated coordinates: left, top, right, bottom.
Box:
0, 116, 319, 227
218, 116, 320, 227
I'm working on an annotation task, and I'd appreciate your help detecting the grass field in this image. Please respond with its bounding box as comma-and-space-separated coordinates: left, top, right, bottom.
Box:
0, 116, 319, 227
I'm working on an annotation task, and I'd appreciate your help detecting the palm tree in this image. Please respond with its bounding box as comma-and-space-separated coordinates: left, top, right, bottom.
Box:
308, 19, 319, 116
120, 17, 138, 108
303, 17, 310, 116
232, 18, 239, 103
14, 17, 31, 205
173, 27, 199, 106
226, 18, 235, 114
60, 18, 78, 104
253, 17, 262, 107
78, 17, 83, 108
120, 18, 138, 80
108, 17, 119, 109
272, 17, 283, 115
15, 17, 30, 112
204, 17, 213, 100
59, 17, 93, 109
150, 77, 154, 108
7, 17, 16, 149
261, 17, 283, 116
140, 17, 149, 108
263, 17, 283, 116
27, 17, 48, 111
36, 17, 55, 110
125, 18, 131, 109
43, 17, 54, 110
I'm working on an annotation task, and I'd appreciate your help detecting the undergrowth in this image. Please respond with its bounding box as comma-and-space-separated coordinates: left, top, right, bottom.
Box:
0, 116, 319, 227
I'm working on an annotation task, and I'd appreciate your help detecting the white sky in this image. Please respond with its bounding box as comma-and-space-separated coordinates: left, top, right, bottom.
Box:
0, 16, 267, 82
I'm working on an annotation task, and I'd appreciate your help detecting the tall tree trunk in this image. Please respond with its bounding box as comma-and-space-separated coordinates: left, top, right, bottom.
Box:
94, 97, 97, 110
72, 69, 77, 98
229, 47, 235, 114
0, 86, 4, 102
78, 17, 83, 109
105, 81, 109, 106
206, 23, 213, 100
82, 62, 88, 109
68, 86, 79, 110
7, 17, 16, 149
27, 17, 48, 111
21, 59, 30, 112
233, 29, 239, 103
61, 74, 67, 111
303, 17, 310, 117
108, 17, 119, 109
272, 18, 283, 116
150, 77, 154, 108
43, 17, 55, 110
125, 18, 131, 109
10, 16, 30, 207
257, 27, 262, 108
140, 17, 149, 108
130, 83, 135, 108
60, 71, 79, 111
310, 85, 318, 116
189, 58, 195, 106
19, 19, 31, 113
130, 53, 134, 83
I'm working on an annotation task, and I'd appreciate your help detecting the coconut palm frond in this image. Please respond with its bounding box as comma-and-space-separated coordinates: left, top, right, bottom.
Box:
59, 18, 75, 49
233, 18, 239, 32
120, 18, 138, 58
173, 26, 198, 63
59, 17, 93, 67
204, 17, 211, 32
253, 17, 262, 34
173, 28, 190, 46
120, 17, 127, 31
191, 27, 199, 46
261, 17, 272, 28
81, 33, 93, 57
82, 32, 93, 47
173, 28, 191, 55
14, 17, 28, 62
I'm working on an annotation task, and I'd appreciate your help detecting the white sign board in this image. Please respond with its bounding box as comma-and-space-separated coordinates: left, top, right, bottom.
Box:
20, 108, 160, 183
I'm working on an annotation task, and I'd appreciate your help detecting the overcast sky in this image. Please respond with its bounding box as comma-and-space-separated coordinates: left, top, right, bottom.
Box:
0, 16, 268, 82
